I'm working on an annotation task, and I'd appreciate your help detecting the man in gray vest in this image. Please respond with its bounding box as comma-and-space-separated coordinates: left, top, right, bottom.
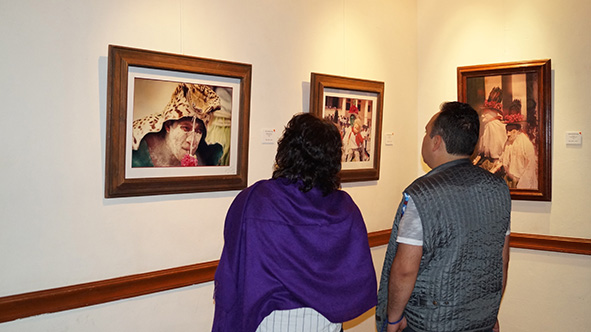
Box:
376, 102, 511, 332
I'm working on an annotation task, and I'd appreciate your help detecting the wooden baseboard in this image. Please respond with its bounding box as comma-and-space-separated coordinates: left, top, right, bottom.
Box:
0, 261, 217, 324
1, 231, 589, 324
509, 232, 591, 255
368, 230, 591, 255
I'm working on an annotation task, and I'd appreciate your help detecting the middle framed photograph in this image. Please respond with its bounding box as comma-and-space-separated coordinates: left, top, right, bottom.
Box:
310, 73, 384, 182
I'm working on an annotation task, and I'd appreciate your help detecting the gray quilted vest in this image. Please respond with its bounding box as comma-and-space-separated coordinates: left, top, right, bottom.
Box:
376, 159, 511, 332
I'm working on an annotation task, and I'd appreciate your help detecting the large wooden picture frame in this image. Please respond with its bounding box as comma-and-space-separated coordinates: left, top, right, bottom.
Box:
458, 59, 552, 201
105, 45, 251, 198
310, 73, 384, 182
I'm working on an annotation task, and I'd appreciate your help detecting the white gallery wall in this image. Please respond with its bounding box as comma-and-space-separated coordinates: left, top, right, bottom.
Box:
0, 0, 589, 331
0, 0, 417, 331
416, 0, 591, 331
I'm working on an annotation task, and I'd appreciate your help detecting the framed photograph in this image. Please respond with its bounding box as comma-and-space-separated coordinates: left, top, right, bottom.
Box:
105, 45, 251, 198
310, 73, 384, 182
458, 59, 551, 201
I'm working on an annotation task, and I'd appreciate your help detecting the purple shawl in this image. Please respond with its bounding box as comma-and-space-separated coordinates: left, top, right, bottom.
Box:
212, 178, 377, 332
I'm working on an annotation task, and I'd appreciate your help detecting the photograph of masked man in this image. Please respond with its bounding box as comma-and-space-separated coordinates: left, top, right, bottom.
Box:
131, 83, 224, 167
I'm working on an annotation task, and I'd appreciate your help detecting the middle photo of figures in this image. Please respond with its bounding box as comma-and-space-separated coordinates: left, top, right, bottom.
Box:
310, 72, 384, 182
323, 94, 374, 164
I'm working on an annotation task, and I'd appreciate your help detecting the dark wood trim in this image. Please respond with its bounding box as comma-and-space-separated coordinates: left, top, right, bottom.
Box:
0, 260, 217, 324
509, 232, 591, 255
368, 228, 392, 247
367, 230, 591, 255
1, 231, 589, 324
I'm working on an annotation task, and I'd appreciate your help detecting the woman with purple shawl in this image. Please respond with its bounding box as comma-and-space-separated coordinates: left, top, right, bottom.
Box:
212, 113, 377, 332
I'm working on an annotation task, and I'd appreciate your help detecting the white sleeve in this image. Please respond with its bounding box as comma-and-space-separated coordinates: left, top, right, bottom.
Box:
396, 195, 423, 246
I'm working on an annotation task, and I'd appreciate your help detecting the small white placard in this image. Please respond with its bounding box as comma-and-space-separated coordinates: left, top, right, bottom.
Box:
384, 132, 394, 146
566, 131, 582, 145
261, 128, 278, 144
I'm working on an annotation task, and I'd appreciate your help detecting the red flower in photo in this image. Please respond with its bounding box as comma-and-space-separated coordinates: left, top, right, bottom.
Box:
181, 154, 198, 167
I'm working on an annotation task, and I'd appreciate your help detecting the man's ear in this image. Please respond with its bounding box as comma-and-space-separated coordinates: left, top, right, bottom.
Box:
164, 122, 171, 133
432, 134, 443, 152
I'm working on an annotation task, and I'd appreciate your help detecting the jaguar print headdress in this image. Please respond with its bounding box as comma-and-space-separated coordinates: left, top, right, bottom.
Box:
132, 83, 221, 150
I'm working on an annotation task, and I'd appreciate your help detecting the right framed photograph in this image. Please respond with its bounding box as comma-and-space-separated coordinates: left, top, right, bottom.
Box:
458, 59, 552, 201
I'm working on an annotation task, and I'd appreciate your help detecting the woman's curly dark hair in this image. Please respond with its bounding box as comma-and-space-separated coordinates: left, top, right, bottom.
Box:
272, 113, 342, 195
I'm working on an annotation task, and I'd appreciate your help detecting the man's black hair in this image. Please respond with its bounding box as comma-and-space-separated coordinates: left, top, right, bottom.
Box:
431, 102, 480, 156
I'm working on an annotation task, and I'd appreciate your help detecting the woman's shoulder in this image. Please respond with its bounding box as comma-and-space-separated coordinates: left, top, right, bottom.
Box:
237, 178, 284, 201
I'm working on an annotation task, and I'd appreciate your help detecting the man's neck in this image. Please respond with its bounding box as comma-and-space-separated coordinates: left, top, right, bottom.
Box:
429, 154, 470, 169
